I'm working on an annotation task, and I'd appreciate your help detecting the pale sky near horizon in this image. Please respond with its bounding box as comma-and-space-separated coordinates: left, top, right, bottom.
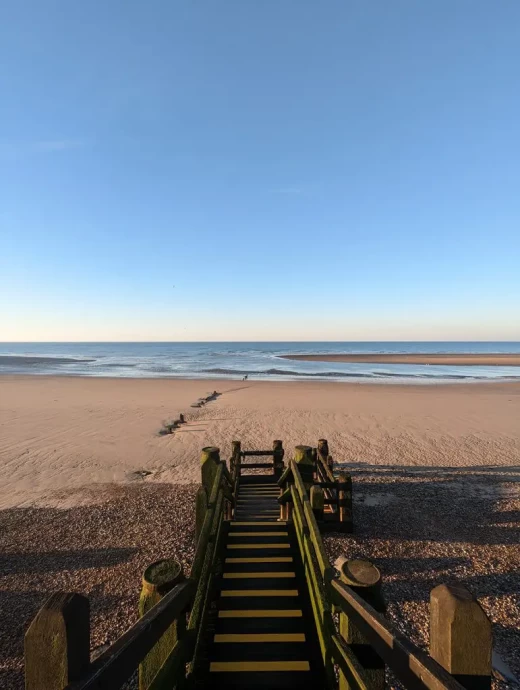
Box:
1, 1, 520, 342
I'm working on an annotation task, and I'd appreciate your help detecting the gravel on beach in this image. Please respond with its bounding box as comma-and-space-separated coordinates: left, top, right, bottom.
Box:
0, 483, 197, 689
1, 469, 519, 690
324, 466, 520, 690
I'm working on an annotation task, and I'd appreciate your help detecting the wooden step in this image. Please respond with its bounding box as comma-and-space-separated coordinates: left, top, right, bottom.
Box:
207, 670, 312, 690
218, 609, 303, 618
230, 522, 286, 527
214, 633, 305, 643
216, 615, 305, 634
207, 483, 325, 689
211, 645, 310, 662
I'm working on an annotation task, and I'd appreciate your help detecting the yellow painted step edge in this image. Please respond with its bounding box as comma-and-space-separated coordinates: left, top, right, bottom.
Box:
214, 633, 306, 643
210, 661, 310, 672
231, 522, 286, 526
229, 532, 288, 537
228, 543, 290, 549
221, 589, 299, 597
218, 609, 302, 618
225, 557, 293, 563
223, 572, 295, 579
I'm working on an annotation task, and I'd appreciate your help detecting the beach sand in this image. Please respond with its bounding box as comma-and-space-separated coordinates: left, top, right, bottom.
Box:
1, 376, 519, 688
281, 353, 520, 366
1, 376, 520, 509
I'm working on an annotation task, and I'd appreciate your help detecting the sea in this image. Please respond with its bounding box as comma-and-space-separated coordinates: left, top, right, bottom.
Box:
0, 342, 519, 383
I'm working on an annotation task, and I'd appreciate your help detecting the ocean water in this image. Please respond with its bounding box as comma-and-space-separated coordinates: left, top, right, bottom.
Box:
1, 342, 520, 383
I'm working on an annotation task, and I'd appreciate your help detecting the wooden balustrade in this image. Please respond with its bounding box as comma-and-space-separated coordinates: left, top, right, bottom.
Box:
25, 440, 493, 690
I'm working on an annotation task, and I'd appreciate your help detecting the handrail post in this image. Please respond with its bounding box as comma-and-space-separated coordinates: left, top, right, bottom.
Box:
231, 440, 241, 475
317, 438, 329, 463
273, 439, 284, 477
338, 471, 353, 533
195, 485, 208, 542
280, 493, 293, 522
294, 445, 314, 490
139, 560, 185, 690
24, 592, 90, 690
317, 439, 328, 480
231, 441, 241, 519
310, 485, 324, 522
430, 584, 492, 690
336, 558, 385, 690
201, 447, 221, 507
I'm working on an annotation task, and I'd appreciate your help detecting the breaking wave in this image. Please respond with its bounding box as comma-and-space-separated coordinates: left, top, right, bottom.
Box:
200, 367, 507, 380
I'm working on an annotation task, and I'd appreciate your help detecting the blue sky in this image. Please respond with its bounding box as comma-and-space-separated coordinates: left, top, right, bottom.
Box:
1, 0, 519, 341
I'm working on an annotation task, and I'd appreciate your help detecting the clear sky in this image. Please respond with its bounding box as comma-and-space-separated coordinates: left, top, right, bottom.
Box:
1, 1, 519, 342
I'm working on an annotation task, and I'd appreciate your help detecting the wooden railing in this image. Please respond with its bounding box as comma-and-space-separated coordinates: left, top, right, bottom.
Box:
25, 441, 493, 690
25, 447, 233, 690
278, 457, 492, 690
231, 439, 285, 475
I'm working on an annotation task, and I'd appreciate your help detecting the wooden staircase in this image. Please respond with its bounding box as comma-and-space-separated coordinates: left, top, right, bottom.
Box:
208, 474, 326, 689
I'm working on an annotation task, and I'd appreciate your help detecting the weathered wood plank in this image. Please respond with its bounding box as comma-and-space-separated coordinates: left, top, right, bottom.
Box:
430, 585, 492, 690
241, 450, 276, 456
330, 579, 466, 690
138, 560, 185, 690
65, 581, 194, 690
25, 592, 90, 690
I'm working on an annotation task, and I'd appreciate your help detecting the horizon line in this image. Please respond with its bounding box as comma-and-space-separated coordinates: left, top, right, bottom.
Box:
1, 339, 520, 345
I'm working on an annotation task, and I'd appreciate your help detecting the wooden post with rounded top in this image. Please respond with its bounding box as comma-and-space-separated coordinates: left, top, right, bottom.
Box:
293, 445, 314, 489
25, 592, 90, 690
310, 484, 324, 522
273, 439, 284, 477
336, 558, 385, 690
231, 440, 241, 476
311, 447, 318, 480
317, 439, 329, 477
430, 584, 492, 690
338, 471, 353, 532
139, 559, 185, 690
200, 446, 221, 498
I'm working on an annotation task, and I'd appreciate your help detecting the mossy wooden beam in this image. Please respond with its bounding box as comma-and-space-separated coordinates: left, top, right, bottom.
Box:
338, 471, 353, 532
200, 446, 220, 497
430, 584, 492, 690
25, 592, 90, 690
273, 439, 284, 477
336, 558, 385, 690
310, 485, 325, 522
138, 559, 185, 690
293, 445, 315, 488
195, 485, 208, 542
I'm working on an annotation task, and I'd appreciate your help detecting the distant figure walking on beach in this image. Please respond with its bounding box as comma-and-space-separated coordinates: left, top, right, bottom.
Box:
243, 375, 248, 381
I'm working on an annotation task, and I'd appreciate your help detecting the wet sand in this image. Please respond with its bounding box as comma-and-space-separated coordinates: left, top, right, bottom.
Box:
281, 353, 520, 366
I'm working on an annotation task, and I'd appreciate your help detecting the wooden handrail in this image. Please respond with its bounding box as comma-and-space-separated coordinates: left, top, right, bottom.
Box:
316, 451, 335, 484
65, 581, 195, 690
188, 485, 226, 673
241, 450, 276, 456
277, 463, 293, 487
278, 457, 468, 690
67, 460, 226, 690
191, 463, 223, 581
330, 579, 466, 690
290, 461, 333, 581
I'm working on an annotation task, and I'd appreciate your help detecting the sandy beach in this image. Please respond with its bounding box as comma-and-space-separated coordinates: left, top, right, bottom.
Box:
282, 353, 520, 366
1, 376, 519, 687
1, 375, 520, 509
